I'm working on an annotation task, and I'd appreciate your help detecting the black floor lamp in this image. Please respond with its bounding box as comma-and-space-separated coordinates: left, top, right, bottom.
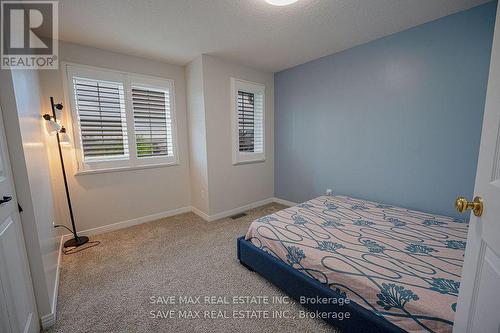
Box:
44, 97, 89, 248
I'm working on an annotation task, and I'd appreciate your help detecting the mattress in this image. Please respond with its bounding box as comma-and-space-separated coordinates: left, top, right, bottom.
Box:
245, 195, 468, 333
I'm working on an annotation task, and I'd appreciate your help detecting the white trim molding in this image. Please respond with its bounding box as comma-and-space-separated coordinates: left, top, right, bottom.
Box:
62, 199, 297, 232
192, 198, 275, 222
63, 206, 192, 239
273, 197, 297, 207
191, 206, 211, 222
40, 232, 65, 330
191, 197, 298, 222
40, 234, 64, 329
60, 199, 291, 239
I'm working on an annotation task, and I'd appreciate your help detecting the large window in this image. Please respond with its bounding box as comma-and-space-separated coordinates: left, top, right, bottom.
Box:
66, 64, 178, 173
231, 78, 265, 165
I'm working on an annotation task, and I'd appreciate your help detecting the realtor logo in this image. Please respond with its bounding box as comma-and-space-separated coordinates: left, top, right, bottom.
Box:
1, 1, 58, 69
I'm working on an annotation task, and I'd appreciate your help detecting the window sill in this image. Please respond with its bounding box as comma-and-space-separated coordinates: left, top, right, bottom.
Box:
232, 158, 266, 166
75, 162, 180, 176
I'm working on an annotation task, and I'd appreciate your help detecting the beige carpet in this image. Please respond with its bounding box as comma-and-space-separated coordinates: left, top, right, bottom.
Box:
45, 203, 338, 333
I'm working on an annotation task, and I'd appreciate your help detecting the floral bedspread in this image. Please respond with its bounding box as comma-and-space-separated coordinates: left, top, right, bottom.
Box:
245, 195, 468, 332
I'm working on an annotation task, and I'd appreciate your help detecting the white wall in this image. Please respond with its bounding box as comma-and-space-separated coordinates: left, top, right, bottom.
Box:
186, 55, 274, 218
0, 69, 60, 323
186, 56, 210, 214
39, 41, 192, 233
203, 55, 274, 216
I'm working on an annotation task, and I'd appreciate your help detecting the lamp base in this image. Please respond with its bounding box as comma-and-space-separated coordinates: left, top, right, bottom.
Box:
64, 236, 89, 248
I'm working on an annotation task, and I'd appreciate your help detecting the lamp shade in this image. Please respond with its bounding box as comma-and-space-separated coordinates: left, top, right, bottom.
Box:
59, 127, 71, 145
45, 119, 62, 134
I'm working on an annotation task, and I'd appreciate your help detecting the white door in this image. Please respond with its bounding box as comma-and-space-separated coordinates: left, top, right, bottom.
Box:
454, 3, 500, 333
0, 104, 39, 333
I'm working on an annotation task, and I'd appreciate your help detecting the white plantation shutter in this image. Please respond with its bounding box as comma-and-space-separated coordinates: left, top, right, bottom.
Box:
66, 65, 178, 172
238, 91, 263, 153
72, 77, 129, 161
132, 86, 173, 158
231, 78, 265, 165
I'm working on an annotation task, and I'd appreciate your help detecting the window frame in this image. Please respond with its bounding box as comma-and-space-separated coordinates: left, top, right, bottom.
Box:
230, 78, 266, 165
64, 63, 179, 174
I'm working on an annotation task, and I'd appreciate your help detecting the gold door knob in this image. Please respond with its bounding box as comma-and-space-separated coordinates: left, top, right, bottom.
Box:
455, 196, 483, 217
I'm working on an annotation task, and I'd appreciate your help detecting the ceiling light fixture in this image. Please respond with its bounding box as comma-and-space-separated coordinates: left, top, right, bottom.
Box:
265, 0, 299, 6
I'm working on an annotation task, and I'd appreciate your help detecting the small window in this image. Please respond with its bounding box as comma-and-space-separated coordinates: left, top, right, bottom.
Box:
66, 64, 178, 173
231, 78, 265, 165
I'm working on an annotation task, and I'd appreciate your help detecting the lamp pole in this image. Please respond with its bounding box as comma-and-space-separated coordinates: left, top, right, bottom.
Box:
50, 97, 89, 248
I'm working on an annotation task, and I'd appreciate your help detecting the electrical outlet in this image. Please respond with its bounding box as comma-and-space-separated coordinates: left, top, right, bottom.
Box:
326, 189, 333, 196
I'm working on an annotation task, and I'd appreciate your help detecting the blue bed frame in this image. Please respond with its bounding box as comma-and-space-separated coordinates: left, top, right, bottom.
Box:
237, 236, 407, 333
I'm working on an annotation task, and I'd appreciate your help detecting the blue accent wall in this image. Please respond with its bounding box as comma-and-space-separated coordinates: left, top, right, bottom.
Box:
275, 2, 497, 218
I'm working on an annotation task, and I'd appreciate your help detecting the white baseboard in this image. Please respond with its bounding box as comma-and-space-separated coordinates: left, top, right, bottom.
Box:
61, 199, 296, 238
273, 197, 297, 207
192, 197, 276, 222
208, 197, 275, 221
63, 206, 192, 239
191, 206, 211, 221
40, 234, 63, 329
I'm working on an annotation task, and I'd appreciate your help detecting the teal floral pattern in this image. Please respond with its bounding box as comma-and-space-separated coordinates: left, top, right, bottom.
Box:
445, 240, 466, 250
354, 219, 375, 226
406, 243, 438, 255
423, 219, 447, 226
352, 204, 369, 210
376, 283, 419, 311
322, 220, 344, 228
286, 246, 305, 266
292, 215, 308, 225
362, 239, 385, 253
256, 216, 277, 224
388, 217, 406, 227
317, 241, 345, 253
297, 203, 314, 209
451, 303, 457, 312
326, 203, 338, 211
429, 278, 460, 295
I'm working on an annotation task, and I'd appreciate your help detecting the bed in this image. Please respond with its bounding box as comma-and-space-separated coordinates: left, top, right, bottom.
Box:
238, 195, 468, 333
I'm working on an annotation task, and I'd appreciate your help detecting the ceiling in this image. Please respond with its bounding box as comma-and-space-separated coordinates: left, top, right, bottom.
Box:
55, 0, 491, 72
